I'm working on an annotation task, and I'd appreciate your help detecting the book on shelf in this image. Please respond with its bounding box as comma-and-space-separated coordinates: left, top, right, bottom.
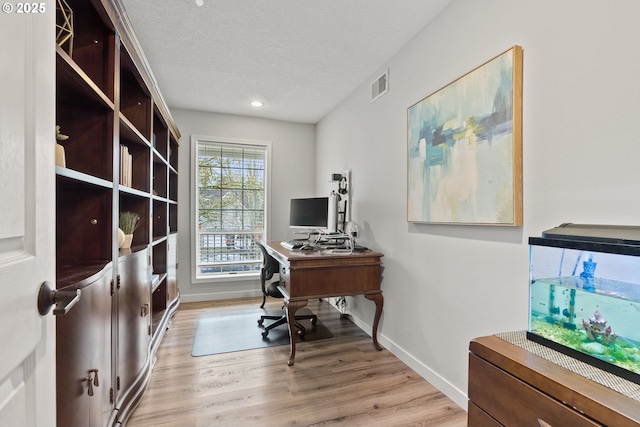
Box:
120, 144, 133, 187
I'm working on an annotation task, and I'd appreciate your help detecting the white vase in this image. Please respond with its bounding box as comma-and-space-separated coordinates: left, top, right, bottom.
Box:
55, 143, 66, 167
117, 228, 126, 248
121, 234, 133, 249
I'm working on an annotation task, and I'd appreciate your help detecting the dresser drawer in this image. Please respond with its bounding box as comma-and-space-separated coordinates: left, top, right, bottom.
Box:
468, 401, 503, 427
468, 353, 602, 427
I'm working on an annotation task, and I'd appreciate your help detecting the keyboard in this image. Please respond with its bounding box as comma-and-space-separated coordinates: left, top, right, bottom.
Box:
281, 239, 306, 249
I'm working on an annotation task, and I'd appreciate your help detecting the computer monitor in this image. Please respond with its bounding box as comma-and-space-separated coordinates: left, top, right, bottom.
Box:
289, 196, 337, 232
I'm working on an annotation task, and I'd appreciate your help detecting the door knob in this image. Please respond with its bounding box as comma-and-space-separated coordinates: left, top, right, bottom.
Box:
37, 281, 81, 315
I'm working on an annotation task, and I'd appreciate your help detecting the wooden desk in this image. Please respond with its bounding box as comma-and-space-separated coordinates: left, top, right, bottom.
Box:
264, 241, 384, 365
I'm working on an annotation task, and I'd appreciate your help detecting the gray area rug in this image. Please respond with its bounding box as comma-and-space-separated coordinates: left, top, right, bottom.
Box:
191, 308, 333, 356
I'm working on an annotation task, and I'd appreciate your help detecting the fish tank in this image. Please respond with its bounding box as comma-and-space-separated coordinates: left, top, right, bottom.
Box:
528, 223, 640, 384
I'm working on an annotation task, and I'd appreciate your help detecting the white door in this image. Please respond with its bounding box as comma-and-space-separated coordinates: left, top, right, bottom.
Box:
0, 3, 56, 427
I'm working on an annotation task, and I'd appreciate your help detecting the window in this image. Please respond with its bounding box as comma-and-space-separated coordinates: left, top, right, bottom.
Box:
192, 137, 270, 280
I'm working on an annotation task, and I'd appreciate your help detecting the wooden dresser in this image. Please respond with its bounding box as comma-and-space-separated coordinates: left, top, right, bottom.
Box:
468, 334, 640, 427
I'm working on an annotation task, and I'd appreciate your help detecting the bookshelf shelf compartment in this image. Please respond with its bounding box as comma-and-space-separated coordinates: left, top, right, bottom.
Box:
56, 49, 115, 110
56, 181, 112, 269
153, 160, 168, 199
151, 272, 167, 293
169, 202, 178, 233
60, 0, 116, 102
120, 47, 152, 139
169, 169, 178, 202
169, 135, 179, 170
119, 193, 150, 248
55, 106, 114, 182
153, 107, 169, 158
119, 142, 150, 193
153, 199, 168, 240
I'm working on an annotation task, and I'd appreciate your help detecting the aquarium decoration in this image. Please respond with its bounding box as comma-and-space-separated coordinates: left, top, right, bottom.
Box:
582, 310, 617, 345
528, 223, 640, 385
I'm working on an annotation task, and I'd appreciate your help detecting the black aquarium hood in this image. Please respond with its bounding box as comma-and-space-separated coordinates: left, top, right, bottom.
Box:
542, 223, 640, 245
529, 223, 640, 257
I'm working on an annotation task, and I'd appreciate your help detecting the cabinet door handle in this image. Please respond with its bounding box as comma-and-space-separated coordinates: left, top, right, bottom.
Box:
90, 368, 99, 387
85, 376, 94, 396
37, 281, 81, 315
84, 369, 99, 396
140, 303, 149, 317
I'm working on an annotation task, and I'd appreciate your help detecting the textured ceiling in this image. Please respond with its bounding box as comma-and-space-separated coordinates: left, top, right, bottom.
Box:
121, 0, 453, 124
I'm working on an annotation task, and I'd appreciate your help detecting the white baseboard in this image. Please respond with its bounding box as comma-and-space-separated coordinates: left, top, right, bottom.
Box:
180, 289, 262, 303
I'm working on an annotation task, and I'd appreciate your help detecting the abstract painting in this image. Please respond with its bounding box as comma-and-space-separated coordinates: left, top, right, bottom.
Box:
407, 46, 523, 225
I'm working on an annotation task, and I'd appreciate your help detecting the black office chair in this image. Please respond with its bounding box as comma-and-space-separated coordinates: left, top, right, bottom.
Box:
256, 241, 317, 338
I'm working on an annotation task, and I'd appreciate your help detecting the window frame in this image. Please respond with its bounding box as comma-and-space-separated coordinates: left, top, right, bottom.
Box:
190, 135, 272, 284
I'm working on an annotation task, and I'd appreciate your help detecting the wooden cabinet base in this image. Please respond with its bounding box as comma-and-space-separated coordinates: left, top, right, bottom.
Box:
468, 334, 640, 427
115, 295, 180, 426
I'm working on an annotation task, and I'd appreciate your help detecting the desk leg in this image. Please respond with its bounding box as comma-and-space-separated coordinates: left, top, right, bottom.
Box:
284, 299, 308, 366
365, 292, 384, 351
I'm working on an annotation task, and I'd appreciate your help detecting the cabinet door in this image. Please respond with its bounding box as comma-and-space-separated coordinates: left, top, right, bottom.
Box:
56, 266, 113, 427
117, 249, 151, 399
167, 233, 178, 302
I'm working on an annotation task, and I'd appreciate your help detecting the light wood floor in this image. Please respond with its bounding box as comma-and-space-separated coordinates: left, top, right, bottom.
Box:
126, 297, 467, 427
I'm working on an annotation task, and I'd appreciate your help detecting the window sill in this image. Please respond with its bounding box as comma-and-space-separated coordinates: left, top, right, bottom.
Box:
193, 271, 259, 285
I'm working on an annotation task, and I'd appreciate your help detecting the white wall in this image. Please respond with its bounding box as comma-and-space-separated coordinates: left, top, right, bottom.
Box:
315, 0, 640, 409
171, 109, 316, 301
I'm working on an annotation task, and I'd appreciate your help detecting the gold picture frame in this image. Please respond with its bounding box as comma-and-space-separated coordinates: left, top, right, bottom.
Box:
407, 46, 523, 226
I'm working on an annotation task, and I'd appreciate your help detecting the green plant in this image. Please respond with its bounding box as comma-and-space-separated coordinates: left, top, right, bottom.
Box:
119, 211, 142, 234
56, 125, 68, 141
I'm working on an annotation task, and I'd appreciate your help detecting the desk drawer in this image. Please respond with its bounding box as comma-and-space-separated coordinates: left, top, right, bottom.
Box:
286, 265, 380, 297
468, 354, 602, 427
279, 276, 289, 295
279, 265, 290, 282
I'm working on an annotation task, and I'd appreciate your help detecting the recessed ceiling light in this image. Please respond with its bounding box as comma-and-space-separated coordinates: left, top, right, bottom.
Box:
195, 0, 203, 7
251, 101, 264, 107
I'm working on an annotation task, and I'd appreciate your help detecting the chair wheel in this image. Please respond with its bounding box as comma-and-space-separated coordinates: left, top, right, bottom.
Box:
262, 330, 269, 338
311, 318, 318, 326
258, 319, 264, 326
297, 329, 305, 338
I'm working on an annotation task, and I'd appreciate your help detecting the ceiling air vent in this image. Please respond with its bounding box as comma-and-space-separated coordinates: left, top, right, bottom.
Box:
370, 69, 389, 103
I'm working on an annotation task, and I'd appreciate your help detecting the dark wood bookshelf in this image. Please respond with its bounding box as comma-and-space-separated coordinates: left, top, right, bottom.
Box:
55, 0, 180, 426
